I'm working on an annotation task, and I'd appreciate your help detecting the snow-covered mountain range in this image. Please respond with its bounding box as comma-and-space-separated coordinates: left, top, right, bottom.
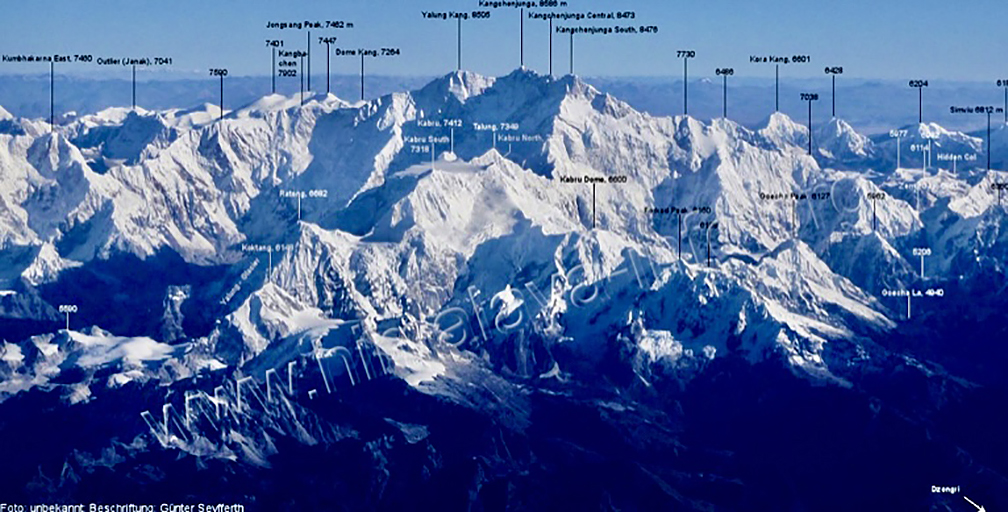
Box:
1, 68, 1007, 510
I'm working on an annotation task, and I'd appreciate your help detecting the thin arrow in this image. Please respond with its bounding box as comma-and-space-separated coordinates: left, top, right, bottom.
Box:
592, 182, 596, 229
964, 495, 986, 512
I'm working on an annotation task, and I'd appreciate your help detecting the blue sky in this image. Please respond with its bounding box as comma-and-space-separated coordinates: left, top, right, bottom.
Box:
1, 0, 1006, 80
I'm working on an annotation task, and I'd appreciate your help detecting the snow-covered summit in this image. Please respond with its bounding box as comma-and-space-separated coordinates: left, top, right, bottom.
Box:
817, 117, 876, 165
